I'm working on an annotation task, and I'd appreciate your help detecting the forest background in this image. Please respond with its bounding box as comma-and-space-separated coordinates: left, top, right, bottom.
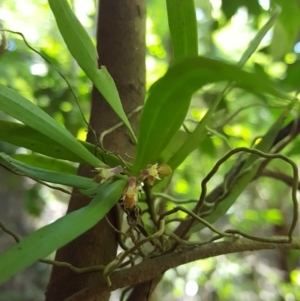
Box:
0, 0, 300, 300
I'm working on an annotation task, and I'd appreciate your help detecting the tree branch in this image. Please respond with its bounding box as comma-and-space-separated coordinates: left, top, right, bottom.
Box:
64, 237, 300, 301
124, 118, 300, 300
260, 169, 300, 190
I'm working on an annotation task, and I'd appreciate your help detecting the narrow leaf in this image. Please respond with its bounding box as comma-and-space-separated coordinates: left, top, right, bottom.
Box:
133, 56, 290, 173
167, 6, 282, 170
166, 0, 198, 63
0, 85, 102, 167
0, 120, 122, 167
238, 5, 281, 68
270, 0, 300, 59
0, 153, 97, 190
48, 0, 137, 143
0, 180, 126, 285
91, 68, 137, 143
47, 0, 97, 71
12, 154, 77, 174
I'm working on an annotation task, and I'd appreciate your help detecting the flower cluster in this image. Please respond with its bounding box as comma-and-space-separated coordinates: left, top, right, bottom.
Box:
93, 162, 172, 210
120, 163, 172, 209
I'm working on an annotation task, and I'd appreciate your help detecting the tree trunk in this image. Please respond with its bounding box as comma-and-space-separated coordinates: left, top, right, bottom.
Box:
45, 1, 145, 300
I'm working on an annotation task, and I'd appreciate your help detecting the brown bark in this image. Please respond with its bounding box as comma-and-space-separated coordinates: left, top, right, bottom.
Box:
63, 238, 300, 301
45, 1, 145, 300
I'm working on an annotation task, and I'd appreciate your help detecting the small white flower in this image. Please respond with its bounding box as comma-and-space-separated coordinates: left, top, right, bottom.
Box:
121, 177, 138, 208
94, 165, 123, 184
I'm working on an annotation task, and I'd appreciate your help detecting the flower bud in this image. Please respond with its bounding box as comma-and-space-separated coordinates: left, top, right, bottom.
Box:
157, 164, 172, 177
140, 163, 172, 185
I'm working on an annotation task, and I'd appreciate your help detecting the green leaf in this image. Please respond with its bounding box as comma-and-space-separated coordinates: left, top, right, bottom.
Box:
270, 0, 300, 59
12, 154, 77, 174
133, 56, 289, 173
160, 130, 215, 162
48, 0, 97, 70
167, 6, 282, 170
160, 130, 189, 162
237, 5, 281, 68
283, 60, 300, 91
0, 84, 102, 167
166, 0, 198, 64
0, 153, 97, 190
0, 120, 122, 167
222, 0, 261, 20
91, 68, 137, 143
0, 179, 126, 285
48, 0, 137, 143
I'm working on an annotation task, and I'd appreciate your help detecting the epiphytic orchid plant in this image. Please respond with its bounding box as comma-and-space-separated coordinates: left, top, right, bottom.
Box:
0, 0, 298, 290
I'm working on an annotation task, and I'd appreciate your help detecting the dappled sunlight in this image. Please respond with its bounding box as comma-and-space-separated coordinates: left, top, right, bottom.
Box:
1, 0, 300, 300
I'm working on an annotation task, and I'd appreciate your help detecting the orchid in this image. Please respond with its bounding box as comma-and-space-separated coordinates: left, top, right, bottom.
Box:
93, 165, 123, 184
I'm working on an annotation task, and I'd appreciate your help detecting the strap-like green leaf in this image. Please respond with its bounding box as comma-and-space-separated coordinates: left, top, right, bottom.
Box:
0, 85, 102, 167
133, 56, 290, 173
48, 0, 137, 143
0, 120, 122, 167
12, 154, 77, 174
48, 0, 97, 69
0, 153, 97, 190
0, 179, 126, 285
238, 5, 281, 68
166, 0, 198, 64
270, 0, 300, 59
167, 6, 282, 170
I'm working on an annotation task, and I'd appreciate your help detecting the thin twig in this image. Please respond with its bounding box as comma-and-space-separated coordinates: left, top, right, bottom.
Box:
164, 230, 202, 246
99, 106, 143, 148
224, 229, 289, 243
217, 103, 286, 129
0, 164, 73, 195
105, 215, 129, 236
129, 228, 147, 258
153, 192, 197, 205
1, 29, 97, 142
159, 206, 234, 239
260, 169, 300, 191
103, 220, 165, 286
0, 220, 20, 243
176, 148, 298, 249
40, 259, 105, 273
165, 218, 187, 224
